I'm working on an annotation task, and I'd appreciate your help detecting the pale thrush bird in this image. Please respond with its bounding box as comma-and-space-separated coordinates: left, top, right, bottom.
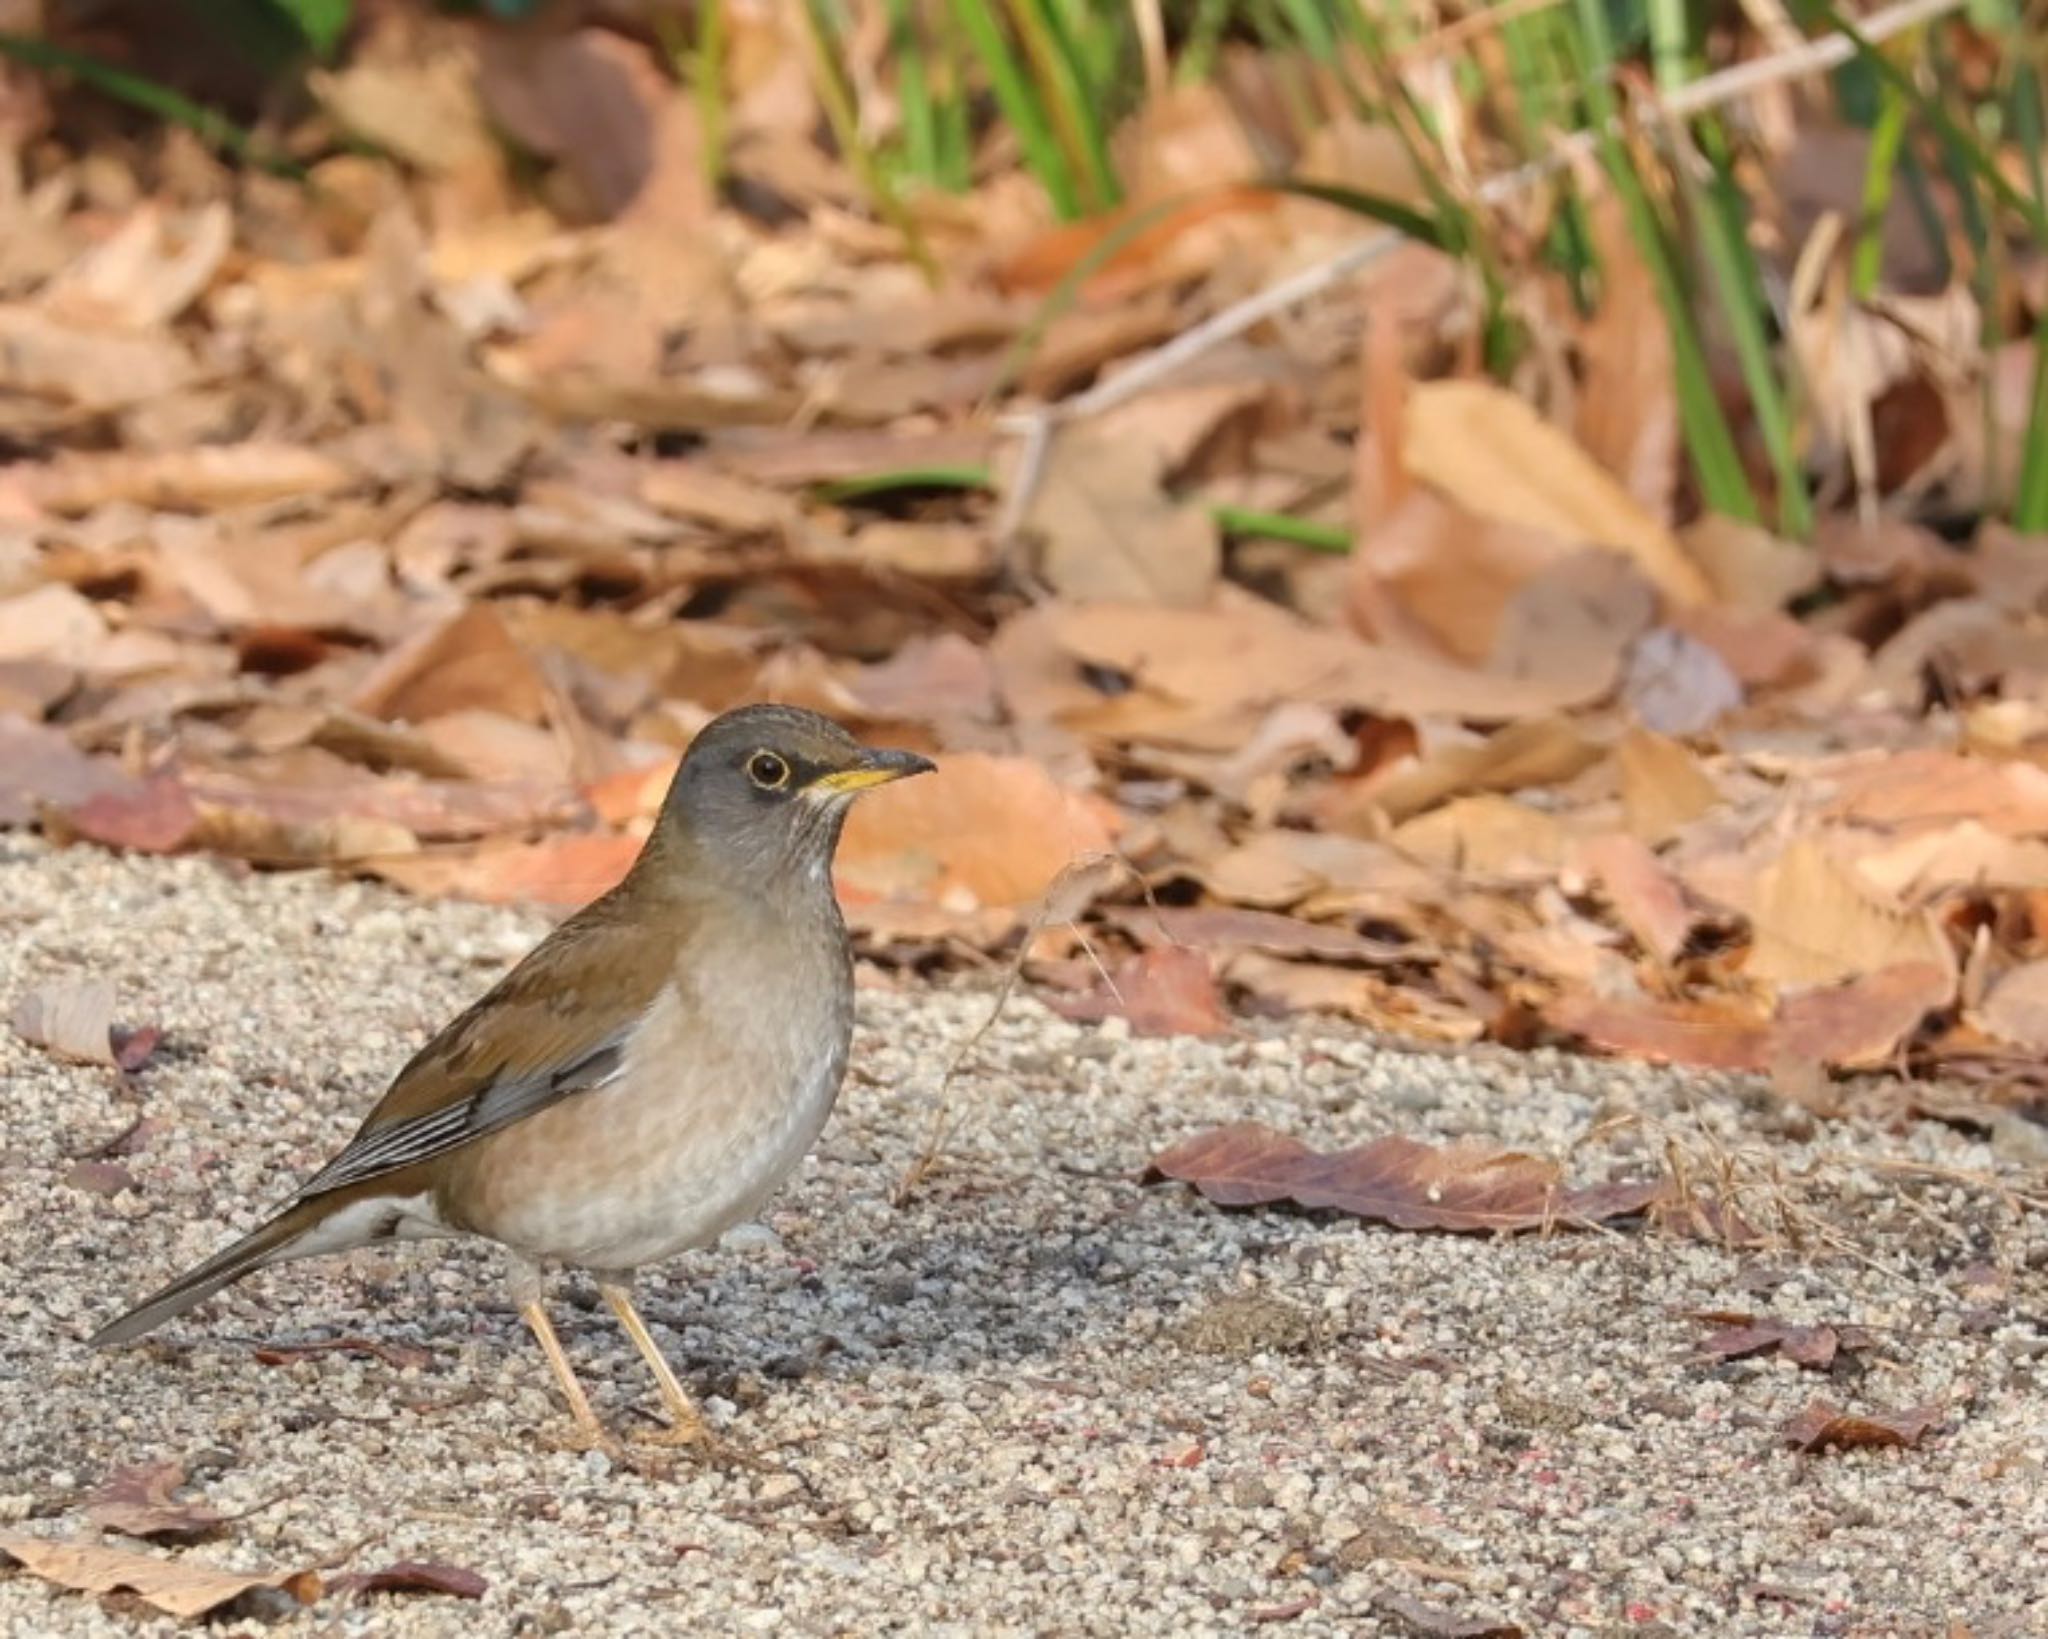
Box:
91, 704, 933, 1449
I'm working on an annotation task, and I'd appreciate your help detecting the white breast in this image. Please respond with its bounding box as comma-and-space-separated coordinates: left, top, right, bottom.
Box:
466, 939, 851, 1274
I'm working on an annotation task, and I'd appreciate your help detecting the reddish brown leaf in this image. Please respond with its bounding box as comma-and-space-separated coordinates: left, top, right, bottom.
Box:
368, 835, 640, 909
1781, 1400, 1940, 1453
251, 1336, 434, 1371
1578, 832, 1694, 965
1147, 1121, 1662, 1232
0, 719, 133, 826
84, 1462, 225, 1542
1048, 945, 1231, 1038
1692, 1314, 1859, 1370
60, 774, 202, 854
327, 1561, 488, 1601
839, 754, 1121, 911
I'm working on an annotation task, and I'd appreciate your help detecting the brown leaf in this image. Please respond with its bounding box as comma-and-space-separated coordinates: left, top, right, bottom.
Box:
0, 720, 135, 826
12, 979, 122, 1065
85, 1462, 225, 1542
1681, 514, 1822, 613
1575, 195, 1677, 521
0, 1531, 319, 1621
1578, 832, 1694, 965
1693, 1316, 1854, 1370
59, 774, 204, 855
1375, 1593, 1526, 1639
839, 754, 1121, 911
1020, 422, 1219, 606
1771, 962, 1953, 1069
351, 604, 550, 727
1781, 1400, 1940, 1453
1146, 1121, 1662, 1232
1228, 955, 1486, 1043
1365, 717, 1602, 824
327, 1560, 488, 1601
1552, 963, 1948, 1072
1747, 839, 1956, 990
1390, 794, 1569, 875
1615, 728, 1721, 844
0, 583, 106, 667
1346, 488, 1574, 661
1402, 379, 1711, 606
1974, 959, 2048, 1051
1102, 906, 1402, 962
22, 445, 356, 516
368, 835, 640, 909
1047, 945, 1231, 1038
1546, 993, 1773, 1072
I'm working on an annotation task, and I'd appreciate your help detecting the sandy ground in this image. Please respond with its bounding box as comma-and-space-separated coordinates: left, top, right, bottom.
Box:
0, 837, 2044, 1637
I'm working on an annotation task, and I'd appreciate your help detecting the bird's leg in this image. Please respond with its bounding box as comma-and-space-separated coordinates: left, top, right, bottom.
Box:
597, 1279, 710, 1448
507, 1254, 614, 1454
521, 1299, 616, 1454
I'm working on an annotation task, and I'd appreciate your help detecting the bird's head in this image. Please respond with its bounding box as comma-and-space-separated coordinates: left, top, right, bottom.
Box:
652, 703, 934, 889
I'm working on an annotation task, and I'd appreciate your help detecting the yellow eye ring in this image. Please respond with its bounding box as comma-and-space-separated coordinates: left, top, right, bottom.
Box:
746, 750, 791, 790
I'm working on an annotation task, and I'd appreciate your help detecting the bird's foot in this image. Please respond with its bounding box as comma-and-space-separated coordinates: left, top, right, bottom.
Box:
540, 1416, 624, 1461
627, 1416, 761, 1470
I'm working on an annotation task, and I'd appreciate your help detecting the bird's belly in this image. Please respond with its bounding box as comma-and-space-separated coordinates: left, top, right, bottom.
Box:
445, 988, 848, 1273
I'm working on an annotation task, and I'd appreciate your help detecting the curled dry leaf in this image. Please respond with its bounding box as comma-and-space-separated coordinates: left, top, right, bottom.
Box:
327, 1561, 488, 1601
1690, 1312, 1872, 1370
1146, 1121, 1664, 1232
1550, 962, 1951, 1072
85, 1462, 226, 1542
1781, 1400, 1940, 1453
0, 1530, 319, 1621
12, 979, 122, 1066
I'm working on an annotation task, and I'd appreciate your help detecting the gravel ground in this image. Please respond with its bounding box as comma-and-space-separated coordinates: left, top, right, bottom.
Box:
0, 837, 2044, 1638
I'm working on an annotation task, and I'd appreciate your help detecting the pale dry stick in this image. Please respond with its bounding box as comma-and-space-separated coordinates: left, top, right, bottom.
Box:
891, 852, 1132, 1207
989, 0, 1969, 520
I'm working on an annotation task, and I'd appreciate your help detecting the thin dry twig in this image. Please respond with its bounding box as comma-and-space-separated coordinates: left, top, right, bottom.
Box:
891, 852, 1132, 1206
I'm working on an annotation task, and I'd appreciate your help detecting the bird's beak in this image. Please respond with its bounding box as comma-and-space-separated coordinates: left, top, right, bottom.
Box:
806, 747, 937, 798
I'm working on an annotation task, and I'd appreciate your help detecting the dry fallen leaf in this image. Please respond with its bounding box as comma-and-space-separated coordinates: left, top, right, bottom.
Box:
327, 1560, 488, 1601
1403, 378, 1711, 607
1019, 421, 1219, 607
1615, 727, 1721, 844
1746, 838, 1955, 991
1974, 959, 2048, 1051
1690, 1312, 1871, 1370
1578, 832, 1695, 966
84, 1462, 226, 1542
839, 754, 1121, 911
368, 834, 640, 909
1781, 1400, 1940, 1453
12, 979, 123, 1066
0, 1531, 320, 1621
1046, 945, 1231, 1038
1146, 1121, 1663, 1231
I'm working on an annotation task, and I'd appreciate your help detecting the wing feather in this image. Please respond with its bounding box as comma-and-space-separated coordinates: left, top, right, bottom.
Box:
292, 886, 681, 1199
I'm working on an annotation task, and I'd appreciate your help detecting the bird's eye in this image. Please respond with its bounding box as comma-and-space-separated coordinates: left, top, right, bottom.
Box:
746, 750, 791, 790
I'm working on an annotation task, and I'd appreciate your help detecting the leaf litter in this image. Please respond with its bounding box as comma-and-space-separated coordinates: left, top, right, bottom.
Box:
0, 15, 2041, 1147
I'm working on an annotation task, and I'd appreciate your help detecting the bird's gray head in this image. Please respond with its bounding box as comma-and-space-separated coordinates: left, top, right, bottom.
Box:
653, 704, 933, 890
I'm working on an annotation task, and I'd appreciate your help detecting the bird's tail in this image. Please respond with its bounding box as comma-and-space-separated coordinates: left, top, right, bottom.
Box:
89, 1201, 320, 1349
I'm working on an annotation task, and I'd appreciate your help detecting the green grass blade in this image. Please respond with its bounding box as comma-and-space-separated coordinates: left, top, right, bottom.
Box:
0, 33, 300, 173
1850, 80, 1909, 298
947, 0, 1080, 217
1210, 506, 1350, 552
1569, 0, 1760, 525
1259, 179, 1448, 251
812, 466, 994, 501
